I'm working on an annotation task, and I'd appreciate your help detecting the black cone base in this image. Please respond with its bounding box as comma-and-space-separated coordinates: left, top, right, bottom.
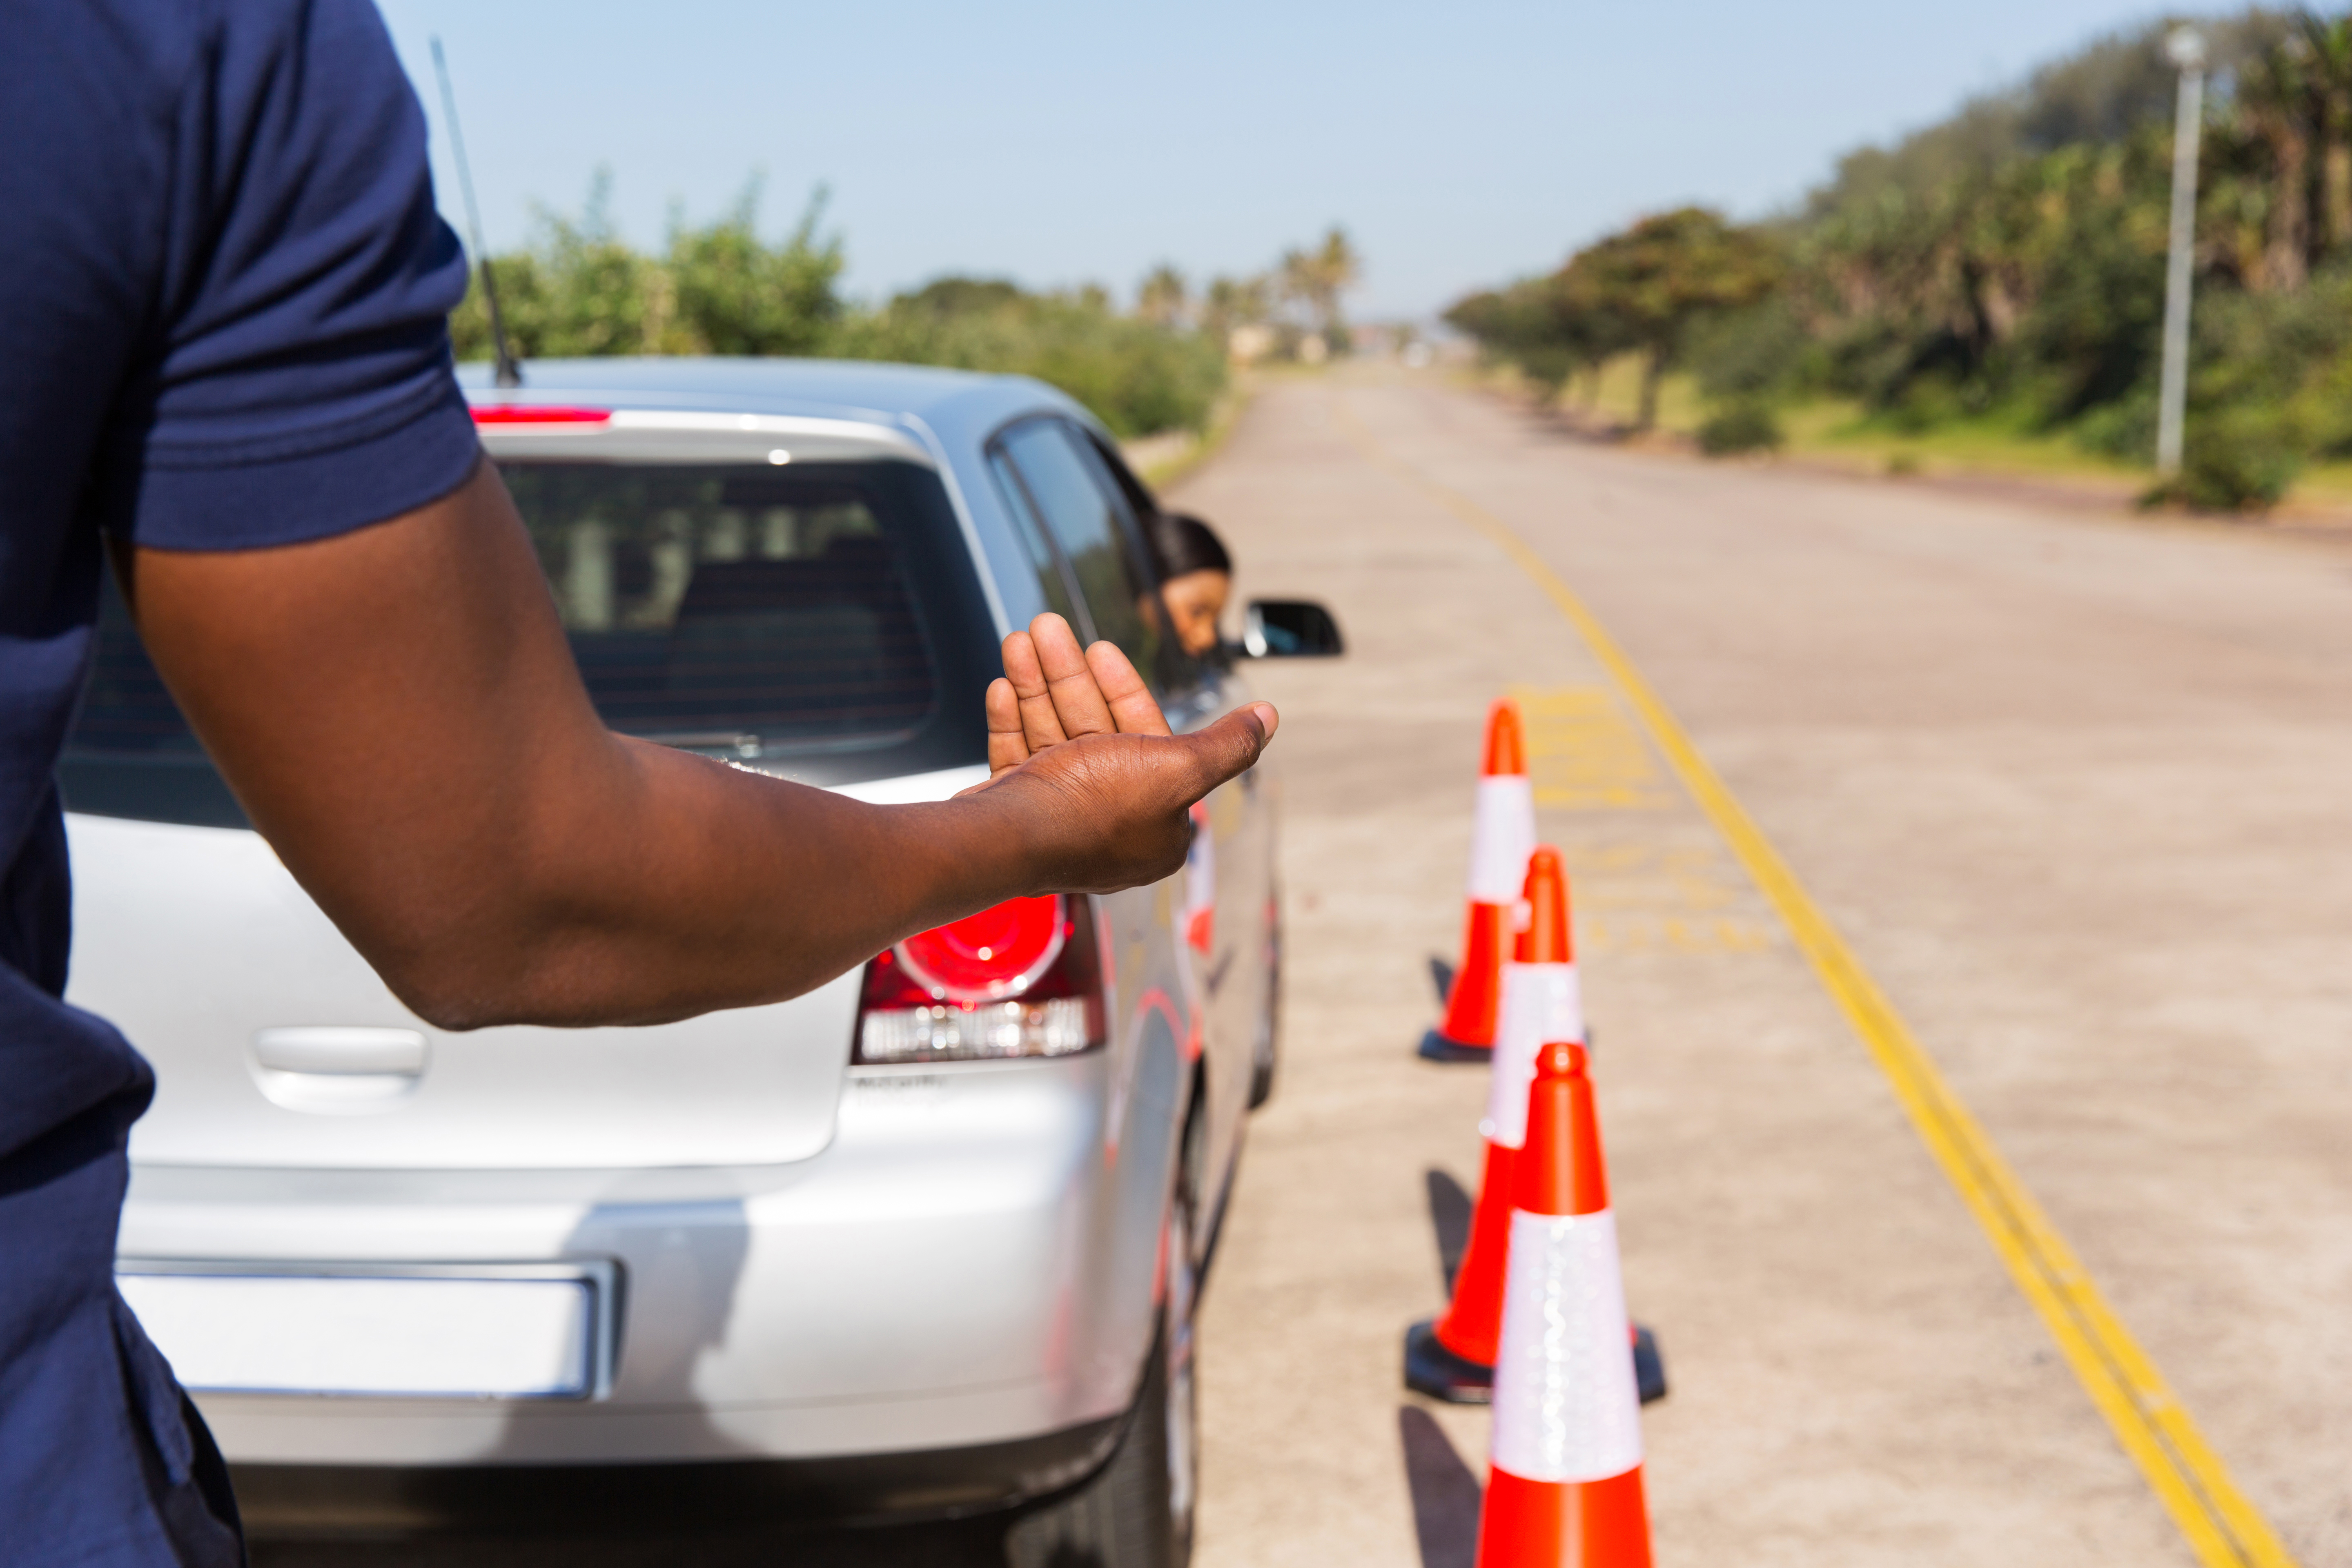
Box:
1634, 1323, 1668, 1404
1404, 1319, 1494, 1403
1405, 1319, 1670, 1406
1417, 1029, 1492, 1065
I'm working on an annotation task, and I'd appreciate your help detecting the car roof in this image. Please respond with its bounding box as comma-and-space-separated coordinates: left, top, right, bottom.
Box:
454, 356, 1089, 442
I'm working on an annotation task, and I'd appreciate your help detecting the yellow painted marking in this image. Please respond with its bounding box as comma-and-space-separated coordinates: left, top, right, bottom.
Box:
1510, 685, 1677, 810
1554, 841, 1776, 956
1333, 400, 2297, 1568
1584, 913, 1778, 957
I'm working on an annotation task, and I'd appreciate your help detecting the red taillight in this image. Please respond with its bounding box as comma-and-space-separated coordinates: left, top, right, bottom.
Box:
854, 895, 1107, 1064
468, 404, 612, 425
896, 893, 1065, 1001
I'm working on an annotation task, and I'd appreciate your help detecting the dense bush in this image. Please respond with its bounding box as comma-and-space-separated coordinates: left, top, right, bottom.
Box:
1696, 404, 1785, 455
2144, 414, 2304, 511
450, 176, 846, 361
833, 279, 1227, 438
450, 177, 1227, 436
1686, 299, 1813, 402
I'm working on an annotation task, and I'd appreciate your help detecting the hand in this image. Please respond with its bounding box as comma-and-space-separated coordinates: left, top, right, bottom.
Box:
963, 613, 1278, 891
980, 612, 1168, 776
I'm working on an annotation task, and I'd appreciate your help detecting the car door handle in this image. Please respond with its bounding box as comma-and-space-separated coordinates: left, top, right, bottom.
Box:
249, 1028, 430, 1117
252, 1027, 428, 1077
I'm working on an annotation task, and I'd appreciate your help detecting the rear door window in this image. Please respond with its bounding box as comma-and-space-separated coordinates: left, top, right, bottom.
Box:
991, 419, 1163, 677
60, 458, 998, 828
987, 448, 1086, 636
1077, 425, 1164, 536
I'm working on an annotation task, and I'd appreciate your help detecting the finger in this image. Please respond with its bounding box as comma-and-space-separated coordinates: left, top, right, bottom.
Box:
985, 677, 1029, 777
1000, 628, 1068, 751
1171, 704, 1275, 802
1030, 613, 1118, 738
1084, 641, 1172, 737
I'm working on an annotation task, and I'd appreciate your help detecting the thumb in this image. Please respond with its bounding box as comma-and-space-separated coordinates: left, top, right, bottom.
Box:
1171, 702, 1278, 800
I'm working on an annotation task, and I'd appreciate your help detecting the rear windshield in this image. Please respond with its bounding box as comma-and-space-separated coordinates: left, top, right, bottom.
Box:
59, 459, 996, 829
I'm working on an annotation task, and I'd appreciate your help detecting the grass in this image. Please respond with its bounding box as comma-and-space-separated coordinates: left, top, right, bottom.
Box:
1775, 399, 2151, 488
2289, 458, 2352, 509
1549, 354, 2145, 484
1552, 354, 1711, 437
1481, 353, 2352, 516
1524, 354, 2337, 512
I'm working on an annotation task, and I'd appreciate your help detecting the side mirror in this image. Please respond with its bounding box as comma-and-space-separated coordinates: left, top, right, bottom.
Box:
1241, 599, 1345, 658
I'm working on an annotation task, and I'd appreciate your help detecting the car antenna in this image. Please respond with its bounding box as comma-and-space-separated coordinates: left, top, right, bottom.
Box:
430, 36, 522, 389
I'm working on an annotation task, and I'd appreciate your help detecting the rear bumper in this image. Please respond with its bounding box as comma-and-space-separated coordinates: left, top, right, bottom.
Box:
228, 1415, 1125, 1535
119, 1049, 1183, 1485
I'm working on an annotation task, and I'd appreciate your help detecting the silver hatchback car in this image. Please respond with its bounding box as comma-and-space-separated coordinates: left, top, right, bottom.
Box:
66, 359, 1325, 1563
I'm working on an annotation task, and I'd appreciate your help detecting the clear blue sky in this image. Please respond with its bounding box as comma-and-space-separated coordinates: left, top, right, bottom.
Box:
376, 0, 2193, 320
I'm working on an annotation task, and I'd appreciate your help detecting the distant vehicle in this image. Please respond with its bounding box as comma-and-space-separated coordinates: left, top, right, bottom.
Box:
69, 358, 1336, 1564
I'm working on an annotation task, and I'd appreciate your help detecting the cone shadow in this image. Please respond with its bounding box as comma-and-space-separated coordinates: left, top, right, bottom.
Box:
1397, 1406, 1482, 1568
1428, 955, 1455, 1007
1423, 1168, 1473, 1294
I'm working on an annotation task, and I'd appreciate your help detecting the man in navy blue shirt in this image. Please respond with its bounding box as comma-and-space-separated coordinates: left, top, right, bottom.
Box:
0, 3, 1274, 1561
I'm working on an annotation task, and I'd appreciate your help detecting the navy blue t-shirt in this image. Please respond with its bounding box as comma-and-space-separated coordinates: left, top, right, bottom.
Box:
0, 1, 479, 1560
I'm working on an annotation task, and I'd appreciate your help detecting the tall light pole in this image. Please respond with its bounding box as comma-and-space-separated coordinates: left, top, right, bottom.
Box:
2156, 24, 2207, 477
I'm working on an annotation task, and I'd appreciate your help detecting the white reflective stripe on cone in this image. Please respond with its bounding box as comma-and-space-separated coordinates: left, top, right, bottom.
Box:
1491, 1209, 1644, 1484
1479, 964, 1583, 1147
1467, 775, 1537, 904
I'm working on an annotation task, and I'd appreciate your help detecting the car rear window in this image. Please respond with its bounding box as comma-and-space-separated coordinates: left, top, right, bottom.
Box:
59, 458, 997, 829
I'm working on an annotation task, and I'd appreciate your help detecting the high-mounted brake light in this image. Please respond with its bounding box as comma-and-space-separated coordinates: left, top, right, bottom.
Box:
853, 895, 1107, 1065
468, 405, 611, 425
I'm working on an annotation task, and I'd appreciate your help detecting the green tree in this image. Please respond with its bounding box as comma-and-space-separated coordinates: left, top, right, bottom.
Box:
1443, 276, 1626, 399
1556, 208, 1782, 429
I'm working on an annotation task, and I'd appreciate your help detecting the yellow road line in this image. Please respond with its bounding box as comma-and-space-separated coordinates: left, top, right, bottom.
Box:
1331, 400, 2296, 1568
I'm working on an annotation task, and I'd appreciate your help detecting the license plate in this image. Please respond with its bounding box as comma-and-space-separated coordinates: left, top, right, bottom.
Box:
117, 1264, 610, 1400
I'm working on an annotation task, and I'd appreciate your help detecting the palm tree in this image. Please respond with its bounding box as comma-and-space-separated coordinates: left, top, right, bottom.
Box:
1201, 274, 1271, 336
2240, 31, 2315, 291
1278, 227, 1362, 337
1136, 263, 1188, 328
2299, 12, 2352, 254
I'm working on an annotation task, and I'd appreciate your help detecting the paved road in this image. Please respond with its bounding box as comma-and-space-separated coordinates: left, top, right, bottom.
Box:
253, 370, 2352, 1567
1179, 369, 2352, 1568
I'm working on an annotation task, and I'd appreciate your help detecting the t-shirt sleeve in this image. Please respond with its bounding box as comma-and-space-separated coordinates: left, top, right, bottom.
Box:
106, 0, 481, 552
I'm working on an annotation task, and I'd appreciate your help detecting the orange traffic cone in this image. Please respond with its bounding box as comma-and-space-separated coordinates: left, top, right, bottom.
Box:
1421, 699, 1535, 1063
1406, 848, 1580, 1401
1473, 1040, 1652, 1568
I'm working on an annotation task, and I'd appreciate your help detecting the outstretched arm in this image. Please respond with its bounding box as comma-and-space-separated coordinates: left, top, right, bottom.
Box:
119, 459, 1274, 1032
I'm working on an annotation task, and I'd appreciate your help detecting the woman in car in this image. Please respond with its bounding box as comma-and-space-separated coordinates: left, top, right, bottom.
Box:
1149, 511, 1234, 659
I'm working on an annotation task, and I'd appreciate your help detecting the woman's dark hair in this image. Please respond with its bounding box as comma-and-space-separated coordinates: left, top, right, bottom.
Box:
1147, 511, 1232, 580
